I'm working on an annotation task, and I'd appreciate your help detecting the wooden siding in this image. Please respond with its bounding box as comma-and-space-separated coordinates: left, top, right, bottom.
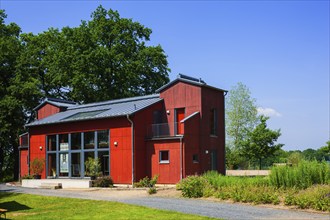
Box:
37, 103, 61, 120
20, 149, 29, 177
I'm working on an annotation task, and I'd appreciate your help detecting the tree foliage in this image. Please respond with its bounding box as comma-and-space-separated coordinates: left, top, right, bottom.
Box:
16, 6, 170, 103
225, 82, 258, 169
241, 116, 283, 169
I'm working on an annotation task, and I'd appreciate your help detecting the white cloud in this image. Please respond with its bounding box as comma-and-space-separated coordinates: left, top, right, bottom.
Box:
257, 107, 282, 117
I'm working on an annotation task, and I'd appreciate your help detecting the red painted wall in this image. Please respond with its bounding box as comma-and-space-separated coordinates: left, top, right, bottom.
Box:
20, 149, 29, 177
146, 139, 181, 184
201, 87, 226, 174
182, 112, 201, 177
37, 103, 61, 120
133, 101, 163, 182
160, 82, 201, 131
28, 117, 132, 183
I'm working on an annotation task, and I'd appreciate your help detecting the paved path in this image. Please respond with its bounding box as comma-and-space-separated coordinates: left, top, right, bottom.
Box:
0, 184, 329, 220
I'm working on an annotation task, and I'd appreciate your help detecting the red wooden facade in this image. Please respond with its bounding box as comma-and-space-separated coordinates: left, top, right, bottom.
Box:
19, 75, 226, 184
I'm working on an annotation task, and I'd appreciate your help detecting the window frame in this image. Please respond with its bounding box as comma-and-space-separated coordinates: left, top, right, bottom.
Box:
159, 150, 170, 164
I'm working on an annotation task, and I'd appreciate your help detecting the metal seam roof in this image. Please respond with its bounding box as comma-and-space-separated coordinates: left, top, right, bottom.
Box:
27, 94, 162, 127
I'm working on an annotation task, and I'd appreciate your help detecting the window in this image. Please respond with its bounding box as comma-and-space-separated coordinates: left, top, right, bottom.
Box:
97, 130, 109, 149
59, 134, 69, 151
47, 135, 56, 151
193, 154, 199, 163
84, 132, 95, 149
159, 150, 169, 163
71, 133, 81, 150
210, 108, 218, 136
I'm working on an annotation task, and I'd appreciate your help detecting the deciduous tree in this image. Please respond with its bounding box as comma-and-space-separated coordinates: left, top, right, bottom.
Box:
241, 116, 283, 170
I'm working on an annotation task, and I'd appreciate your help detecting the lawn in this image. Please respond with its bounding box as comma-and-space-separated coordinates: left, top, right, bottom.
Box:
0, 192, 215, 220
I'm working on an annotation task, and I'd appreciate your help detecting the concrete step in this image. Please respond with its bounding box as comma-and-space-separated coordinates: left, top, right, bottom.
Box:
39, 182, 62, 189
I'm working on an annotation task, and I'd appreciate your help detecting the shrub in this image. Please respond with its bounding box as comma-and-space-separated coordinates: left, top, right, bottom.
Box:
93, 176, 113, 187
134, 175, 159, 188
30, 158, 45, 176
148, 187, 157, 195
179, 175, 206, 198
270, 160, 330, 189
286, 185, 330, 211
84, 158, 101, 178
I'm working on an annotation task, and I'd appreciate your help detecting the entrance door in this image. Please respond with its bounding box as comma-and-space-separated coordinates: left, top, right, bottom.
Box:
175, 108, 185, 135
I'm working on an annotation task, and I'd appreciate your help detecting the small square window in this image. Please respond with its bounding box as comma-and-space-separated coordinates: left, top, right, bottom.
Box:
193, 154, 199, 163
159, 150, 169, 164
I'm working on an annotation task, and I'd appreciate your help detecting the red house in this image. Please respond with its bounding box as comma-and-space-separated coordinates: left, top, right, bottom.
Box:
19, 74, 227, 184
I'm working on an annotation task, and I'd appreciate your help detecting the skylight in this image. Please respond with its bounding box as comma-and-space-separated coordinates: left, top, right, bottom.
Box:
63, 110, 108, 121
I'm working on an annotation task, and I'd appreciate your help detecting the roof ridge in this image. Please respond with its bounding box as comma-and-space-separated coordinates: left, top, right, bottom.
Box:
46, 97, 77, 104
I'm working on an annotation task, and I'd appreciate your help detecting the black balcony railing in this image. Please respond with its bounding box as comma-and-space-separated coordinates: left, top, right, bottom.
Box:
147, 122, 183, 138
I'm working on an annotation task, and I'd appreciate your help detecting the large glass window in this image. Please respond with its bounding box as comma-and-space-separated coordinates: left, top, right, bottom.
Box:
71, 133, 81, 150
59, 134, 69, 151
71, 153, 81, 177
47, 153, 56, 177
98, 151, 109, 176
97, 130, 109, 149
59, 153, 69, 177
47, 135, 56, 151
46, 130, 109, 178
84, 132, 95, 149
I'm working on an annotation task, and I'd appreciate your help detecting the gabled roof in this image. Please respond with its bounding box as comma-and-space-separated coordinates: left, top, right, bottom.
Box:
27, 94, 162, 127
33, 97, 77, 110
156, 74, 227, 93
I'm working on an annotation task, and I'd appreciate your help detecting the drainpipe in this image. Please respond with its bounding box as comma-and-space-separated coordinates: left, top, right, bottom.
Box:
180, 135, 184, 180
126, 114, 134, 186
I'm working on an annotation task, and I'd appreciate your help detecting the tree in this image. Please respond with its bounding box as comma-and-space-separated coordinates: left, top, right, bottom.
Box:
241, 116, 283, 170
225, 82, 258, 169
0, 10, 24, 180
16, 6, 170, 103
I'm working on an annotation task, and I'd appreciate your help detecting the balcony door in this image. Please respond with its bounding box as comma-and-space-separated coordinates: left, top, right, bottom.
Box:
175, 108, 185, 135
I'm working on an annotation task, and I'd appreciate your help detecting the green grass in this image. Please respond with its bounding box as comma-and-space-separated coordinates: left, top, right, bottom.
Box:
0, 192, 215, 220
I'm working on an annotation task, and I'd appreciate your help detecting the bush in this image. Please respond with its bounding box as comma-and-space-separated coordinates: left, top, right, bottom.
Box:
134, 175, 159, 188
84, 158, 101, 177
285, 185, 330, 211
93, 176, 113, 187
148, 187, 157, 195
30, 158, 45, 176
178, 175, 206, 198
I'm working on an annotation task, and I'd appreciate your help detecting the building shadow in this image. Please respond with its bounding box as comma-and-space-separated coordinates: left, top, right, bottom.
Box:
0, 200, 32, 219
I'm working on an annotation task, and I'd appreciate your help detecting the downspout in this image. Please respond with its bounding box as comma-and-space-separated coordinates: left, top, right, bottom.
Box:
28, 130, 30, 176
180, 135, 183, 180
126, 114, 134, 186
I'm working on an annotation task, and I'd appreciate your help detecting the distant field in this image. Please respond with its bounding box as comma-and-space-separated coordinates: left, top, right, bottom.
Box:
0, 192, 215, 220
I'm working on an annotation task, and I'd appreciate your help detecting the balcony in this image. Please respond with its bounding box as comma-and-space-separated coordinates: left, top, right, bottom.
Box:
147, 122, 184, 138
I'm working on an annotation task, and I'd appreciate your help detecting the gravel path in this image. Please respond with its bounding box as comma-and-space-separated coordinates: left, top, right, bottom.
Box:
1, 184, 329, 220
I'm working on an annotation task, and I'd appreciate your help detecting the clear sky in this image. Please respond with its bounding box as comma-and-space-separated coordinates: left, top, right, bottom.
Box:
1, 0, 329, 151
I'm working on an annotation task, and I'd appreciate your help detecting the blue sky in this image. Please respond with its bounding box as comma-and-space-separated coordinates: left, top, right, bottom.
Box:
1, 1, 329, 151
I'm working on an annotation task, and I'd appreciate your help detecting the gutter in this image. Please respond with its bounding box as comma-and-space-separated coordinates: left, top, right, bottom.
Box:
126, 114, 135, 185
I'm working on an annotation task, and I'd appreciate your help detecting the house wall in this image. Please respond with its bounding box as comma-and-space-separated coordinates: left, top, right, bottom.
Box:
160, 82, 201, 127
201, 87, 226, 174
146, 139, 181, 184
183, 113, 201, 177
133, 101, 164, 182
28, 117, 132, 184
37, 103, 61, 120
20, 149, 29, 177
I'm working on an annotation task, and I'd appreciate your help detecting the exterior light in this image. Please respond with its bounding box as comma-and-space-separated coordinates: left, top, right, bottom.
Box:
114, 141, 118, 147
166, 110, 170, 115
205, 150, 208, 154
39, 146, 43, 151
